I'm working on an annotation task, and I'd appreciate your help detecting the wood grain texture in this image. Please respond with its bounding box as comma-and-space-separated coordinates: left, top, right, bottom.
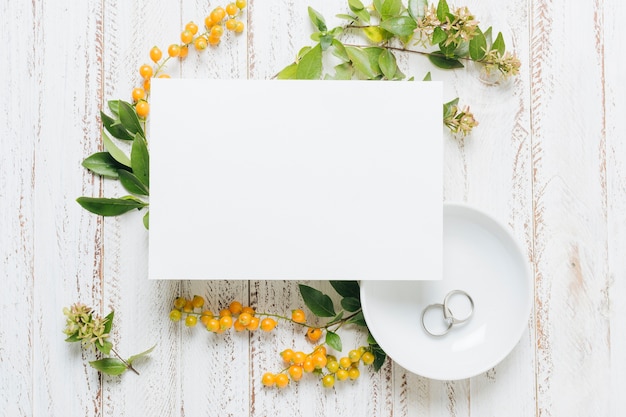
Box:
2, 0, 626, 415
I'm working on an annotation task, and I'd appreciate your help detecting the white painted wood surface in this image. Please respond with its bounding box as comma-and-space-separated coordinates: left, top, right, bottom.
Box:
1, 0, 624, 415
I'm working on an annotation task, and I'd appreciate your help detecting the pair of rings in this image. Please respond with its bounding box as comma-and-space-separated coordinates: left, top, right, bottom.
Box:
421, 290, 474, 337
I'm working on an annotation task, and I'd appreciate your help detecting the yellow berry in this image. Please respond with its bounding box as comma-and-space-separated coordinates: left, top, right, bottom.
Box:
247, 316, 260, 331
348, 366, 360, 380
180, 29, 193, 44
206, 317, 220, 332
158, 73, 170, 78
288, 365, 303, 381
208, 34, 220, 46
292, 351, 306, 365
361, 351, 375, 366
302, 358, 315, 373
168, 43, 181, 58
143, 78, 151, 92
336, 368, 349, 381
149, 46, 162, 63
326, 360, 340, 373
191, 295, 204, 309
312, 353, 327, 370
194, 36, 208, 50
322, 374, 335, 388
179, 45, 189, 58
173, 297, 186, 309
235, 0, 246, 9
210, 25, 224, 38
204, 15, 214, 29
210, 7, 226, 23
219, 308, 232, 317
280, 349, 295, 363
275, 373, 289, 388
226, 3, 238, 16
226, 18, 237, 31
131, 87, 145, 102
229, 301, 243, 315
185, 21, 199, 35
185, 315, 198, 327
234, 20, 244, 33
200, 310, 213, 326
339, 356, 352, 369
261, 372, 276, 387
291, 309, 305, 323
242, 306, 255, 316
219, 315, 233, 330
139, 64, 153, 79
348, 349, 362, 363
306, 327, 322, 342
238, 312, 252, 326
135, 100, 150, 118
233, 319, 246, 331
260, 317, 277, 332
169, 309, 182, 321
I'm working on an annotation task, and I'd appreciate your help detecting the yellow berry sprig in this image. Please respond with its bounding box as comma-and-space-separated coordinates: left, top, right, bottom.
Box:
169, 282, 388, 389
130, 0, 247, 119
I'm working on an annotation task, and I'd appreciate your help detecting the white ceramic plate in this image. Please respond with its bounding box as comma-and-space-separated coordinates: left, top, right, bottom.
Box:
360, 203, 532, 380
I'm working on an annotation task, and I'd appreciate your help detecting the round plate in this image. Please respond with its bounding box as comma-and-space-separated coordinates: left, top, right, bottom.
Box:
360, 203, 532, 380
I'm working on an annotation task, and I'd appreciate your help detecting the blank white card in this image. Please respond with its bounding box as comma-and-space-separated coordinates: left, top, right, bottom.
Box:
148, 79, 442, 280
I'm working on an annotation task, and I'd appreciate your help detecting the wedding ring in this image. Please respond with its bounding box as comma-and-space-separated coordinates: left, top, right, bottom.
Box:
442, 290, 474, 325
421, 289, 474, 337
421, 303, 454, 337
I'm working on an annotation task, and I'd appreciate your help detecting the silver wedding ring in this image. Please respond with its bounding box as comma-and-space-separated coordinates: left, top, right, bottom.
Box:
421, 290, 474, 337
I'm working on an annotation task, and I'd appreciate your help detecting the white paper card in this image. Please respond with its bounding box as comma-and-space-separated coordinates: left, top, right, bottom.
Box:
149, 79, 442, 280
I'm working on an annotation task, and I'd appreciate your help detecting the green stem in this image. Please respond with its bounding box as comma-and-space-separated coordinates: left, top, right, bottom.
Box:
111, 347, 139, 375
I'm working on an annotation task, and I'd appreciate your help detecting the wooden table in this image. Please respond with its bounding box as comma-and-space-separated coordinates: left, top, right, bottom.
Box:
2, 0, 624, 415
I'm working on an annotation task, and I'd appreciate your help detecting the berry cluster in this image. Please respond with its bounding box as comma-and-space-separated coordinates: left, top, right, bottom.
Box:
130, 0, 247, 118
170, 296, 278, 333
262, 345, 376, 389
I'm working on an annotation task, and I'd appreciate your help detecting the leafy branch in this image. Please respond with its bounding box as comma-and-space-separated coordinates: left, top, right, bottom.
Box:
63, 303, 155, 376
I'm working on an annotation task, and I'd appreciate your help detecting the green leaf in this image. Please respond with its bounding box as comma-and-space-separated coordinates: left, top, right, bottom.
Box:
297, 46, 312, 60
276, 63, 298, 80
443, 97, 460, 119
346, 311, 367, 326
336, 13, 357, 23
378, 0, 402, 18
102, 130, 131, 168
118, 100, 144, 138
331, 39, 349, 62
118, 170, 149, 196
484, 26, 493, 48
95, 340, 113, 355
492, 32, 505, 55
367, 332, 378, 345
82, 152, 127, 178
431, 27, 447, 45
65, 333, 80, 343
438, 41, 457, 58
423, 71, 432, 81
108, 100, 120, 116
346, 46, 378, 79
326, 311, 344, 326
348, 0, 365, 12
308, 7, 327, 32
436, 0, 449, 21
131, 135, 149, 188
380, 16, 417, 37
103, 311, 114, 334
127, 344, 156, 365
101, 111, 134, 141
296, 43, 322, 80
320, 34, 333, 51
341, 297, 361, 312
408, 0, 428, 19
428, 52, 464, 69
89, 358, 128, 376
363, 26, 385, 43
77, 196, 148, 216
143, 211, 149, 229
325, 331, 342, 352
372, 347, 387, 371
325, 62, 353, 80
469, 27, 487, 60
298, 284, 336, 317
330, 281, 360, 298
378, 49, 397, 79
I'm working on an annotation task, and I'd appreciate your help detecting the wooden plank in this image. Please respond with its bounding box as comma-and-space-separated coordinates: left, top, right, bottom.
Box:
99, 1, 182, 416
24, 1, 107, 416
0, 1, 38, 415
530, 0, 611, 415
604, 0, 626, 415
